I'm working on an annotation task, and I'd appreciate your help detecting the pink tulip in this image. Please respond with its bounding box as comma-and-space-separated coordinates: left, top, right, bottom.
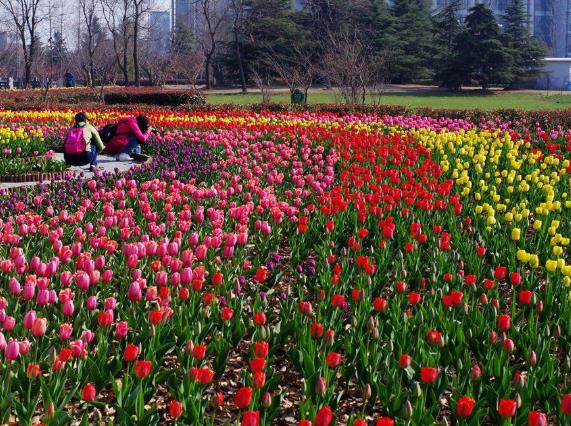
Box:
62, 300, 74, 317
23, 311, 37, 330
3, 316, 15, 332
86, 296, 97, 311
59, 323, 73, 340
5, 340, 20, 360
128, 282, 142, 302
116, 321, 129, 338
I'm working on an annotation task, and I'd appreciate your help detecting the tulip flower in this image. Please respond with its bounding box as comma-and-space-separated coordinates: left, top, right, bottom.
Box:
376, 418, 395, 426
314, 406, 333, 426
82, 383, 96, 401
234, 386, 253, 409
562, 393, 571, 415
325, 352, 342, 368
528, 411, 547, 426
241, 410, 260, 426
456, 396, 475, 418
420, 367, 439, 383
169, 400, 183, 419
134, 360, 152, 379
498, 398, 517, 417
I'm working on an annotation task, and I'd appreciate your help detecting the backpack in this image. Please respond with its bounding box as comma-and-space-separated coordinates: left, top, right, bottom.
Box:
99, 123, 118, 144
63, 127, 86, 154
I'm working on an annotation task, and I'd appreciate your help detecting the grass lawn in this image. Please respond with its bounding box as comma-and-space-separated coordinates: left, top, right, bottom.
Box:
206, 89, 571, 110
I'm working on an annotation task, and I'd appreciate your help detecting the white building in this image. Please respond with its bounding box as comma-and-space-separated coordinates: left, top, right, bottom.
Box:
535, 57, 571, 89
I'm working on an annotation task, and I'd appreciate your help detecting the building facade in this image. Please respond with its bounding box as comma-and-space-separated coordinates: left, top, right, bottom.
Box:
173, 0, 199, 34
149, 10, 171, 54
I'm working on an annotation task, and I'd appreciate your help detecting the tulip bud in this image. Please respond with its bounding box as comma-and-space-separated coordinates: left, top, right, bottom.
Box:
529, 350, 537, 367
504, 338, 515, 353
515, 393, 522, 408
513, 371, 525, 389
470, 365, 482, 381
367, 317, 376, 332
363, 384, 372, 400
46, 402, 55, 419
402, 399, 413, 419
315, 376, 327, 396
261, 392, 272, 408
412, 381, 422, 398
537, 300, 543, 313
325, 329, 335, 346
554, 324, 561, 338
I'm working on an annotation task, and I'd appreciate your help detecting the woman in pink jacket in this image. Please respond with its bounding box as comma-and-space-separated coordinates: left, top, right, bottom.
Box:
106, 115, 151, 160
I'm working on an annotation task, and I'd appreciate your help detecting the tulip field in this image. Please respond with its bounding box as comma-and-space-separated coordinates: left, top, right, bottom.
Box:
0, 108, 569, 426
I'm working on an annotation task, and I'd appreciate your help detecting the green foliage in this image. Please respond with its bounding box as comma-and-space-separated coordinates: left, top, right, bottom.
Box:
502, 0, 548, 88
171, 23, 196, 55
387, 0, 434, 83
459, 4, 514, 90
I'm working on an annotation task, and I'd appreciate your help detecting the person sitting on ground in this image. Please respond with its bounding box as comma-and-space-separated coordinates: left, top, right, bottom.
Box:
105, 115, 152, 161
63, 112, 104, 172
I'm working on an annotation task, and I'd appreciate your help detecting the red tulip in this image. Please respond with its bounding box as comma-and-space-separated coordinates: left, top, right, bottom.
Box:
373, 297, 388, 312
253, 371, 266, 388
234, 386, 253, 408
498, 398, 517, 417
196, 367, 214, 385
376, 417, 395, 426
518, 290, 532, 304
354, 419, 367, 426
253, 341, 269, 358
255, 268, 268, 283
253, 312, 266, 326
149, 309, 164, 325
408, 292, 421, 305
169, 400, 183, 419
314, 406, 333, 426
497, 314, 511, 331
510, 272, 522, 286
221, 307, 234, 321
494, 266, 508, 281
124, 343, 139, 362
528, 411, 547, 426
426, 329, 442, 345
82, 383, 96, 401
420, 367, 438, 383
134, 360, 152, 379
250, 357, 266, 373
241, 410, 260, 426
399, 354, 412, 368
26, 363, 41, 379
192, 344, 207, 361
456, 396, 475, 418
311, 322, 324, 338
212, 272, 223, 285
562, 393, 571, 415
325, 352, 342, 368
298, 421, 312, 426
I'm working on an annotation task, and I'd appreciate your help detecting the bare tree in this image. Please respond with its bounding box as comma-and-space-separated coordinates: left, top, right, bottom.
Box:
319, 32, 385, 104
250, 67, 272, 102
79, 0, 102, 87
198, 0, 229, 89
0, 0, 44, 86
101, 0, 131, 85
170, 52, 204, 88
229, 0, 246, 92
263, 46, 317, 103
131, 0, 148, 86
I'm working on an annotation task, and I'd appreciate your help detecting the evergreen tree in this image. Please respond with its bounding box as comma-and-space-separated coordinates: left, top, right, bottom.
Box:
366, 0, 395, 57
49, 31, 67, 65
432, 0, 467, 89
457, 4, 513, 90
388, 0, 433, 83
171, 23, 196, 54
502, 0, 547, 88
235, 0, 305, 76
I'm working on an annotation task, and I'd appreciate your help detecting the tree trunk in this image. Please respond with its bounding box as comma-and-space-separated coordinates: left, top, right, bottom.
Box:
234, 31, 246, 93
122, 48, 129, 86
133, 20, 140, 86
205, 55, 211, 89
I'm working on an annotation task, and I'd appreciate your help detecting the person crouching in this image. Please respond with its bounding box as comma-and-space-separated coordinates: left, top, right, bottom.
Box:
63, 112, 104, 172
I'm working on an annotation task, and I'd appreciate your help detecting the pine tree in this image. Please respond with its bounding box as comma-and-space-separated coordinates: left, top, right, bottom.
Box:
171, 23, 196, 55
432, 0, 466, 89
367, 0, 395, 56
458, 4, 513, 90
49, 31, 67, 65
388, 0, 434, 83
502, 0, 547, 88
239, 0, 305, 74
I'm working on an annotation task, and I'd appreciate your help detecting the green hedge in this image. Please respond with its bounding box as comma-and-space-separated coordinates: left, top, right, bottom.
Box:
104, 92, 206, 107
